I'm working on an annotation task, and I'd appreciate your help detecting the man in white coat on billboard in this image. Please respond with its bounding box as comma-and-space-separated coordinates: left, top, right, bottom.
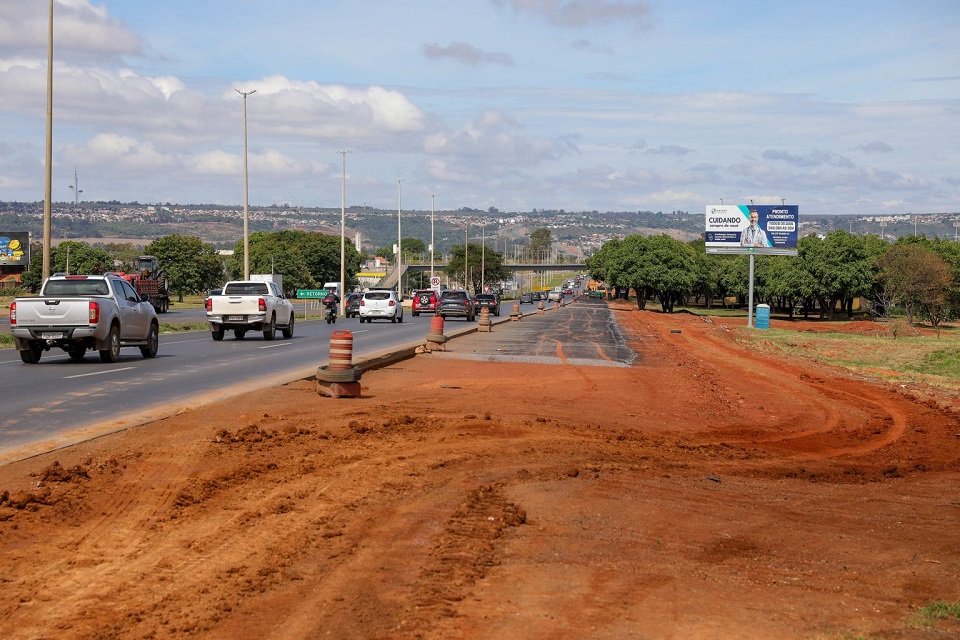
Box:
740, 209, 769, 247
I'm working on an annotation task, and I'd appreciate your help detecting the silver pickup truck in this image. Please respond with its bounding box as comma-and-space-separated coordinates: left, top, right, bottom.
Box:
205, 280, 295, 341
9, 274, 160, 364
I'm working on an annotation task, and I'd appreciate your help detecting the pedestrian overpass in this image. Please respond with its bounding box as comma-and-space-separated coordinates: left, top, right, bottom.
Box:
376, 262, 586, 289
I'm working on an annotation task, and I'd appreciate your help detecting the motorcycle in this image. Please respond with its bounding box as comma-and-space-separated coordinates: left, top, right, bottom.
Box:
324, 302, 337, 324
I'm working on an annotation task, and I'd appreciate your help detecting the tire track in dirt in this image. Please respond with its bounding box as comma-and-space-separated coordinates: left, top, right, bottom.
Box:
628, 310, 922, 463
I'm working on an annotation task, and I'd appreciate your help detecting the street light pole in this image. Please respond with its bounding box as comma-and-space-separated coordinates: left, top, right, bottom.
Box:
430, 194, 435, 286
236, 88, 256, 280
42, 0, 53, 280
481, 224, 485, 293
396, 178, 403, 293
464, 223, 469, 292
338, 150, 349, 316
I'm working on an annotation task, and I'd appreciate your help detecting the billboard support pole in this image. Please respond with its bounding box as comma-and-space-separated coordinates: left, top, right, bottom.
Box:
747, 254, 755, 328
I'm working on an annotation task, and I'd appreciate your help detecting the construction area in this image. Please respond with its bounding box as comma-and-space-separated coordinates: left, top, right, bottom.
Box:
0, 299, 958, 639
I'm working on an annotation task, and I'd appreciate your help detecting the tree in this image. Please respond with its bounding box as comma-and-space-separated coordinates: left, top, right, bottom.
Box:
21, 241, 114, 292
799, 231, 876, 319
640, 235, 699, 312
586, 234, 699, 312
609, 235, 649, 306
529, 227, 552, 259
145, 235, 223, 302
585, 237, 623, 301
444, 243, 509, 294
878, 243, 952, 326
228, 231, 361, 292
401, 238, 426, 262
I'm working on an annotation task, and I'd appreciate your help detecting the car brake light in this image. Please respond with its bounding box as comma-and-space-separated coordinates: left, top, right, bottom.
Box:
205, 298, 212, 312
89, 301, 100, 323
258, 297, 266, 312
389, 300, 395, 306
360, 299, 365, 306
9, 302, 16, 325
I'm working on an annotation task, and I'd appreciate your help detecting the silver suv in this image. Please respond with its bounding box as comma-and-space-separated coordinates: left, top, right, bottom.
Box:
359, 290, 404, 323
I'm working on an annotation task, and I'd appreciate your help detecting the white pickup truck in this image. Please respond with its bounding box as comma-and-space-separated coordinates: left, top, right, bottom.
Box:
205, 280, 295, 341
9, 274, 160, 364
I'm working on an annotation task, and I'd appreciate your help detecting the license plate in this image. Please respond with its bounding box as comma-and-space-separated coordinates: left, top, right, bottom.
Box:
227, 315, 244, 321
41, 332, 63, 339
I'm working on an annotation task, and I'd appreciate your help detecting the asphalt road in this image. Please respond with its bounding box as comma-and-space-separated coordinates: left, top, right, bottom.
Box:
0, 295, 612, 462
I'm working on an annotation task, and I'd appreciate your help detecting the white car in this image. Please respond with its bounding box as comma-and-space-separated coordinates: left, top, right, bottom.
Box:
547, 289, 563, 302
359, 290, 404, 323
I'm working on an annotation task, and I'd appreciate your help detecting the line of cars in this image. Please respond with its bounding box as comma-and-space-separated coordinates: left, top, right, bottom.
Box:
345, 288, 503, 323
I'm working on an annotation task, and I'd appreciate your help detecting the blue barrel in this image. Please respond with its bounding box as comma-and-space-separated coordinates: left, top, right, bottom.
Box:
755, 304, 770, 330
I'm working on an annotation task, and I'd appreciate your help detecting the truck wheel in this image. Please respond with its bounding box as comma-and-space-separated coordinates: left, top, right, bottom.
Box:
282, 314, 294, 339
68, 347, 86, 361
99, 325, 121, 363
234, 330, 247, 340
140, 322, 159, 358
212, 327, 225, 341
20, 343, 42, 364
263, 314, 276, 340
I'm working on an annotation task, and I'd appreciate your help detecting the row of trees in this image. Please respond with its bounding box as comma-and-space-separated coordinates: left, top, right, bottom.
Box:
586, 231, 960, 326
19, 231, 363, 300
17, 225, 523, 299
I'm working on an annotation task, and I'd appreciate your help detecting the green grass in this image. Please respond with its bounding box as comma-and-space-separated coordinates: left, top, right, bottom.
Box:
913, 601, 960, 627
733, 325, 960, 389
912, 349, 960, 378
159, 321, 208, 334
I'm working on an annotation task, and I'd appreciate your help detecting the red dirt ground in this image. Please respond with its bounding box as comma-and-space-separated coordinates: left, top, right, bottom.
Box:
1, 304, 958, 639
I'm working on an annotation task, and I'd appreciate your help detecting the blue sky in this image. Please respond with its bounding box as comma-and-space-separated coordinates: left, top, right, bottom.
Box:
0, 0, 957, 216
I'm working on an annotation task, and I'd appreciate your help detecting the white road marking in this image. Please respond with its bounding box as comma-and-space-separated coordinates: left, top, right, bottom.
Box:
259, 342, 293, 349
63, 366, 136, 379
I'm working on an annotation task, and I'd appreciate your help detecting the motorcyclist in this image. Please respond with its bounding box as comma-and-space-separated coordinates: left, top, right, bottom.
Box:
322, 291, 340, 323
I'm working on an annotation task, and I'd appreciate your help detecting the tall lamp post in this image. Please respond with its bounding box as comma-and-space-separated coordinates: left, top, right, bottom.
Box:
338, 150, 350, 316
396, 179, 403, 293
480, 224, 485, 293
236, 88, 256, 279
464, 223, 469, 292
430, 194, 436, 286
42, 0, 53, 280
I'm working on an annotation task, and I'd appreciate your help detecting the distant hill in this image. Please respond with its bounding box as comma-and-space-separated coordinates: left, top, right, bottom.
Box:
1, 201, 956, 256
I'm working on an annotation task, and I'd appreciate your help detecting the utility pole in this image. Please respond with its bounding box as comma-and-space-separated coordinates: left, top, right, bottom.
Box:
236, 88, 256, 279
464, 223, 469, 292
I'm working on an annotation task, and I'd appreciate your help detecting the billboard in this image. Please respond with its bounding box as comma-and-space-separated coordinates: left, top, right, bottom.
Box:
705, 205, 798, 255
0, 232, 30, 267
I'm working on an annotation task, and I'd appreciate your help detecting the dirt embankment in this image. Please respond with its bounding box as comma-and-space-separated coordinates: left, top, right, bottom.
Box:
0, 307, 958, 639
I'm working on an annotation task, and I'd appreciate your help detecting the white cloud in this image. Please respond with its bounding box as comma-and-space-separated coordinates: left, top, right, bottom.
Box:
229, 77, 426, 140
0, 0, 142, 57
63, 133, 174, 171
